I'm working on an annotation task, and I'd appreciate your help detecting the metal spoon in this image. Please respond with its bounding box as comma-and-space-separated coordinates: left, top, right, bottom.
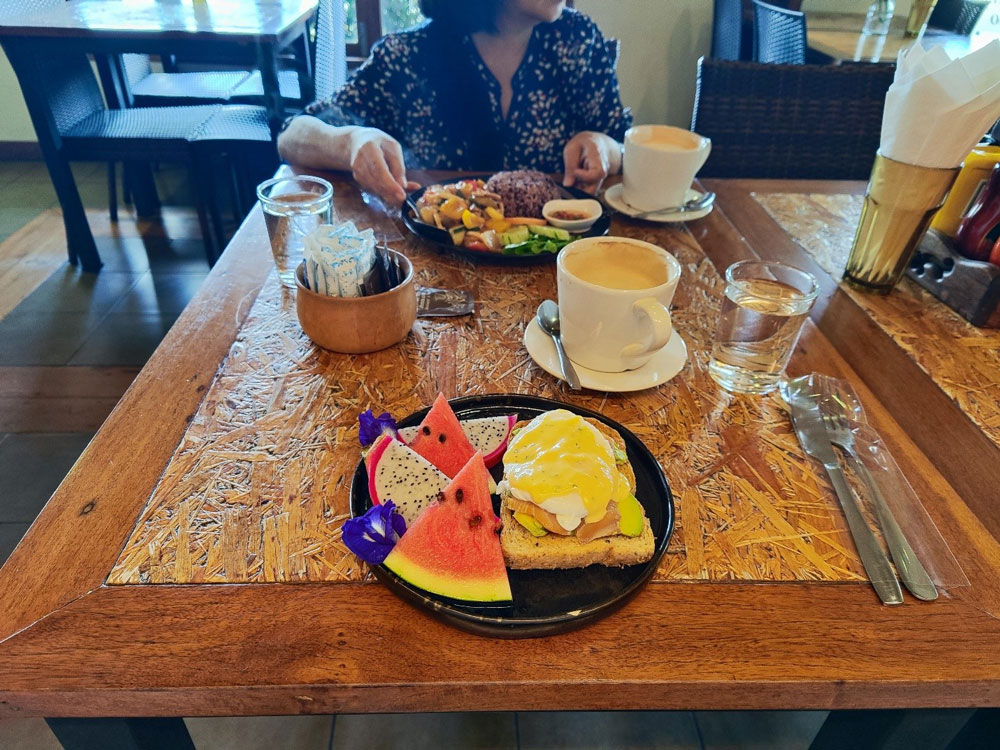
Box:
628, 191, 716, 219
537, 300, 581, 390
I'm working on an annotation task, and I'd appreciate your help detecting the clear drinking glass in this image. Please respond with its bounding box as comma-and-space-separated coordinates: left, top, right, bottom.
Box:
708, 260, 819, 395
257, 176, 333, 288
862, 0, 895, 35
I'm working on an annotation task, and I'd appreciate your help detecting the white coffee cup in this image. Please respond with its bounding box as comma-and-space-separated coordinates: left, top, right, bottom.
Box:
622, 125, 711, 212
557, 236, 682, 373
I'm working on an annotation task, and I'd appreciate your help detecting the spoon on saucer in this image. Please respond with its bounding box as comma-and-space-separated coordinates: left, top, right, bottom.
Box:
628, 191, 716, 219
537, 300, 581, 390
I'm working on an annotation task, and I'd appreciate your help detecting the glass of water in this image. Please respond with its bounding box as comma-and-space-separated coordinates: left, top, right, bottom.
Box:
708, 260, 819, 395
257, 175, 333, 288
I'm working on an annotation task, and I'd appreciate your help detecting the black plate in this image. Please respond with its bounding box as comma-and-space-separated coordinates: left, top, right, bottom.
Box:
401, 175, 611, 265
349, 394, 674, 638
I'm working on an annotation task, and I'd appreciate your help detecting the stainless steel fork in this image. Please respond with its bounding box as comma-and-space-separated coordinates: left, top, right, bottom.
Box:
820, 406, 938, 601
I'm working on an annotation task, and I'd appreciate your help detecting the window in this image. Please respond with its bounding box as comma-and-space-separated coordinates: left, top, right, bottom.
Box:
346, 0, 425, 57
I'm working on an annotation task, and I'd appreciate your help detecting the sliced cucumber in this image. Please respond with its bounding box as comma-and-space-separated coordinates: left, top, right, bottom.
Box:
448, 226, 466, 246
500, 225, 531, 246
528, 225, 571, 241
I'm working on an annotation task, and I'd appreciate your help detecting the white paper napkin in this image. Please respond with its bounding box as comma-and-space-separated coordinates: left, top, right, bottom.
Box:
881, 39, 1000, 169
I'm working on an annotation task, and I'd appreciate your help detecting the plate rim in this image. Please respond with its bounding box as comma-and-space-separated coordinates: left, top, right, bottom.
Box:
523, 318, 688, 392
602, 184, 713, 223
349, 393, 675, 638
402, 175, 612, 265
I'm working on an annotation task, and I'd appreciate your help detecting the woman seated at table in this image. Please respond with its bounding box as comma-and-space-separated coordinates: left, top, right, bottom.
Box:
277, 0, 631, 205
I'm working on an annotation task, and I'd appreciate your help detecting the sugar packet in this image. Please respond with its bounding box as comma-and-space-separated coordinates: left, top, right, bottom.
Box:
302, 222, 377, 298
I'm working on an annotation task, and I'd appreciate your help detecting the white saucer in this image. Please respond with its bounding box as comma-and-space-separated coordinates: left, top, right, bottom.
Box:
523, 318, 688, 392
602, 184, 714, 223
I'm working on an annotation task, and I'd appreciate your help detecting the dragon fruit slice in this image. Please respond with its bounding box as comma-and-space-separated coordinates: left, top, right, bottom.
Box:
365, 434, 449, 526
398, 414, 516, 469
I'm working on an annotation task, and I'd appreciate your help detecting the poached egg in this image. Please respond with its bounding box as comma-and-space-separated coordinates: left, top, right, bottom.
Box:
498, 410, 629, 532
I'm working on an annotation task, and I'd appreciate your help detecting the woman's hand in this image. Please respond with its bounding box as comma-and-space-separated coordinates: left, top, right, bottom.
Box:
277, 117, 419, 206
562, 131, 623, 194
348, 128, 420, 206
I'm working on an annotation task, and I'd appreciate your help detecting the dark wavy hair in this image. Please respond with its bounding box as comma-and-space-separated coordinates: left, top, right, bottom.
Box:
419, 0, 503, 34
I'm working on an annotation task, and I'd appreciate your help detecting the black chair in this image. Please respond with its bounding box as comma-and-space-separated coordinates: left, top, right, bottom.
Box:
929, 0, 990, 34
752, 0, 806, 65
7, 44, 274, 265
713, 0, 746, 61
124, 54, 252, 107
692, 57, 895, 180
954, 1, 990, 34
123, 0, 344, 109
126, 52, 308, 107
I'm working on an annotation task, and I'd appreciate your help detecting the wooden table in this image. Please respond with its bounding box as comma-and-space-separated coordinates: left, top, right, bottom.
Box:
2, 171, 1000, 749
806, 11, 995, 63
0, 0, 317, 272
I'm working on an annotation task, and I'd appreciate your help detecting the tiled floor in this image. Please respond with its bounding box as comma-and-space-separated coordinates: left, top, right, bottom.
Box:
0, 160, 209, 559
0, 711, 830, 749
0, 160, 832, 749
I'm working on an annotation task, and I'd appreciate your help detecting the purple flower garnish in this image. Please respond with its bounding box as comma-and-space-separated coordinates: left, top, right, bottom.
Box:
342, 500, 407, 565
358, 409, 398, 447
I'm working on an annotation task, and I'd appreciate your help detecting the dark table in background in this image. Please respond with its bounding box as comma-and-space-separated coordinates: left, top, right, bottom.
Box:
0, 0, 317, 272
805, 11, 997, 63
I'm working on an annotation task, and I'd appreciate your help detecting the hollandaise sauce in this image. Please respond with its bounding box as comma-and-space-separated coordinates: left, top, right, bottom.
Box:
502, 410, 629, 531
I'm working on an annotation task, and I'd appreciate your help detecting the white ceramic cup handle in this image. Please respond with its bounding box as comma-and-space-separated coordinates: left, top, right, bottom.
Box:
619, 297, 672, 367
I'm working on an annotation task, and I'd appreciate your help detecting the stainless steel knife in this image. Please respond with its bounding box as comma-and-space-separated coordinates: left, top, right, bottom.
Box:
785, 381, 903, 605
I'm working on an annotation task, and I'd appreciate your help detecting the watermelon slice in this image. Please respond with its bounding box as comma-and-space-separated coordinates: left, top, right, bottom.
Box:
406, 394, 477, 478
398, 414, 516, 469
383, 453, 512, 602
365, 433, 449, 525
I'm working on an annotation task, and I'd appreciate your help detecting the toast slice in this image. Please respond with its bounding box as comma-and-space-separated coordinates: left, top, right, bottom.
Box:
499, 417, 655, 570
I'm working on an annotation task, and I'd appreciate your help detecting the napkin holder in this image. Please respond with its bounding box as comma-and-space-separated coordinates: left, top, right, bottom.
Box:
844, 153, 961, 294
906, 230, 1000, 328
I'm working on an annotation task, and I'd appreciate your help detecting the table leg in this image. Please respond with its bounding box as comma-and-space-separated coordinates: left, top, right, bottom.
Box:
257, 41, 284, 137
809, 709, 976, 750
2, 40, 102, 272
45, 718, 195, 750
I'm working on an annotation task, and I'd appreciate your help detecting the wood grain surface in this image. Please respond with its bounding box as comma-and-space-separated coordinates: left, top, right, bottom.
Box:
754, 192, 1000, 452
109, 182, 879, 587
706, 179, 1000, 540
2, 172, 1000, 718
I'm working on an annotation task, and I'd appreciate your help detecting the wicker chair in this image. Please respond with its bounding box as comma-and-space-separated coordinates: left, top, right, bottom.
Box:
124, 0, 345, 108
954, 1, 990, 34
691, 58, 895, 180
124, 54, 253, 107
929, 0, 990, 34
229, 0, 346, 103
752, 0, 806, 65
11, 46, 274, 265
713, 0, 746, 60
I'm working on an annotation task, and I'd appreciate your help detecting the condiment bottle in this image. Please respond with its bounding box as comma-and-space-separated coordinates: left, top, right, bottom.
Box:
931, 120, 1000, 237
955, 163, 1000, 262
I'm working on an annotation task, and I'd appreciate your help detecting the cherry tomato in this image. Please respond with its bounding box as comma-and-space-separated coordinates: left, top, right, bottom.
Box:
464, 240, 489, 252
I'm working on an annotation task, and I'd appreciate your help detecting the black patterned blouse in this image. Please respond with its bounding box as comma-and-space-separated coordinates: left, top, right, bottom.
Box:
294, 9, 632, 172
